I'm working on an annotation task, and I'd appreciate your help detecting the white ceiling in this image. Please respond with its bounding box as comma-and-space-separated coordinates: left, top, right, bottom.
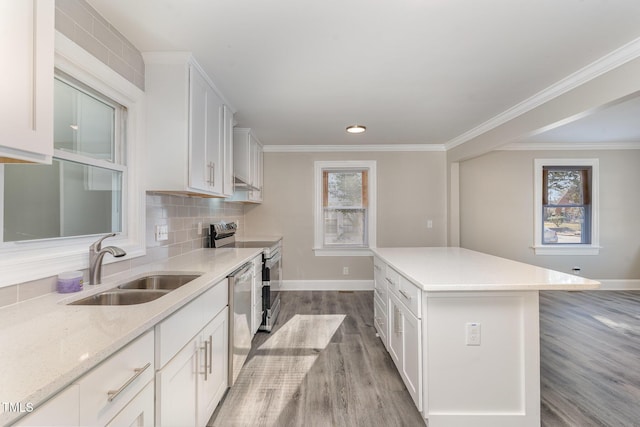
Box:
87, 0, 640, 147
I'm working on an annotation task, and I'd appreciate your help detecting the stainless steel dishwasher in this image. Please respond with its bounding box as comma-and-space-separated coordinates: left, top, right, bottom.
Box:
228, 262, 253, 386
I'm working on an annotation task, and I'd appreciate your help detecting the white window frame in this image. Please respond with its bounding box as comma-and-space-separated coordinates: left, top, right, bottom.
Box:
313, 160, 376, 256
0, 32, 146, 287
533, 158, 600, 255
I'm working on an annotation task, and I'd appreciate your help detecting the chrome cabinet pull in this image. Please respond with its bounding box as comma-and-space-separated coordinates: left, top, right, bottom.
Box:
202, 340, 209, 381
399, 289, 412, 300
107, 362, 151, 402
208, 335, 213, 375
385, 277, 394, 286
394, 306, 403, 335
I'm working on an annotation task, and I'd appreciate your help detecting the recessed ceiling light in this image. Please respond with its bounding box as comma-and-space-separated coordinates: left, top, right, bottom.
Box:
346, 125, 366, 134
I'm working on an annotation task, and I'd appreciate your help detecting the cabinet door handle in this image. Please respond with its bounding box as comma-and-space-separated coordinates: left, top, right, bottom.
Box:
202, 340, 209, 381
107, 362, 151, 402
399, 289, 412, 300
211, 162, 215, 187
385, 277, 394, 286
208, 335, 213, 375
394, 306, 403, 335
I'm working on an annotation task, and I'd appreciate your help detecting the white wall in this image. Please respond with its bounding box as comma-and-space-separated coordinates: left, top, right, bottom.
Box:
244, 151, 447, 281
459, 149, 640, 280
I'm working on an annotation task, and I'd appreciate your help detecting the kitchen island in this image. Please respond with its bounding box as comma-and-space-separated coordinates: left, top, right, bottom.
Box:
371, 247, 600, 427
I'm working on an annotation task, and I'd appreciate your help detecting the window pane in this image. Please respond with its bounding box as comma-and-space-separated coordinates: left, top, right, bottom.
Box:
323, 208, 366, 246
54, 79, 116, 162
326, 171, 363, 207
543, 207, 586, 244
3, 160, 122, 242
545, 169, 584, 205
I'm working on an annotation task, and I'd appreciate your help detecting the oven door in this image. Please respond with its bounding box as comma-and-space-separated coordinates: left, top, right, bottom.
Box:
260, 249, 282, 332
264, 249, 282, 291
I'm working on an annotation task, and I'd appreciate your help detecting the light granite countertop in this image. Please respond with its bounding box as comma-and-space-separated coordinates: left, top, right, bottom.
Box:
0, 248, 262, 426
372, 247, 600, 291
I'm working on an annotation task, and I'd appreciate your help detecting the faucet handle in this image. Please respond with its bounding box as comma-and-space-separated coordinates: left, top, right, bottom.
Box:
90, 233, 117, 252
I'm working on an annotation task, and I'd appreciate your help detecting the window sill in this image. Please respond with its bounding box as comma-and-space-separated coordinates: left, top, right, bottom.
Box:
532, 245, 601, 256
313, 248, 373, 257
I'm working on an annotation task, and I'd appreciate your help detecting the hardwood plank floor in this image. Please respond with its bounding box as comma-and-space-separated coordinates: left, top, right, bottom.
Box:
208, 291, 425, 427
210, 290, 640, 427
540, 290, 640, 427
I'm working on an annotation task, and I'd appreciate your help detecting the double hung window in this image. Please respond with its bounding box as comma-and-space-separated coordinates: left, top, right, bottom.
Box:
2, 73, 126, 242
314, 161, 376, 255
533, 159, 599, 255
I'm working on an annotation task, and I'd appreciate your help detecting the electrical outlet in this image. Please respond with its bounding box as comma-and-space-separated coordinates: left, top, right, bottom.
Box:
155, 224, 168, 241
427, 219, 433, 229
197, 222, 203, 235
465, 322, 481, 346
343, 267, 349, 275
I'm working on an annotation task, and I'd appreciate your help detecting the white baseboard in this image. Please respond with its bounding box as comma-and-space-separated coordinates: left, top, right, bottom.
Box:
280, 280, 374, 291
596, 279, 640, 291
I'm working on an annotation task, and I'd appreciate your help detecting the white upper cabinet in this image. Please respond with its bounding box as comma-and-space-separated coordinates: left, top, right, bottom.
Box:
0, 0, 54, 164
230, 128, 263, 203
144, 52, 234, 197
222, 105, 234, 197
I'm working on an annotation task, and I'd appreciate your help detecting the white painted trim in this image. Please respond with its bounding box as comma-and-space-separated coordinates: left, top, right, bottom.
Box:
596, 279, 640, 290
280, 280, 374, 291
263, 144, 445, 153
533, 158, 600, 256
313, 248, 373, 257
531, 245, 601, 256
445, 36, 640, 151
501, 141, 640, 151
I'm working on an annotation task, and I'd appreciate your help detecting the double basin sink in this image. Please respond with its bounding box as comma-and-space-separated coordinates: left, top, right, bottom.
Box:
70, 274, 201, 306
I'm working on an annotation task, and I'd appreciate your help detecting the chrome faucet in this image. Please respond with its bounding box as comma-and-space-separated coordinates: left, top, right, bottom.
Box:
89, 233, 126, 285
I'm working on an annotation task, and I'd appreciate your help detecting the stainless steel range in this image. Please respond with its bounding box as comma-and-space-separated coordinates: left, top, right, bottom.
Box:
209, 222, 281, 332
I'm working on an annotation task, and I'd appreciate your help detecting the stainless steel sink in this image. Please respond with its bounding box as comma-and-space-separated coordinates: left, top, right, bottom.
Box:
68, 274, 201, 306
117, 274, 201, 291
70, 289, 170, 306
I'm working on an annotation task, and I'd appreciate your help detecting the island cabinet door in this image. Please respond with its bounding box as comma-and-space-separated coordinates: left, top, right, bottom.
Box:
373, 295, 388, 348
388, 293, 422, 412
388, 296, 403, 370
402, 308, 422, 411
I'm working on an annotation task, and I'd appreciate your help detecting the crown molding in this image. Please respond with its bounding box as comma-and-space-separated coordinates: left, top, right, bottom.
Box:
500, 141, 640, 151
262, 144, 445, 153
444, 36, 640, 152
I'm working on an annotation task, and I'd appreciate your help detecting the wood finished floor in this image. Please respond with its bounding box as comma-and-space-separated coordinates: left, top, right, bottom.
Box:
540, 290, 640, 427
208, 291, 425, 427
209, 290, 640, 427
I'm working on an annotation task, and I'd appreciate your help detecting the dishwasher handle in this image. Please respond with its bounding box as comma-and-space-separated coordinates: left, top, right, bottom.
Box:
230, 263, 253, 282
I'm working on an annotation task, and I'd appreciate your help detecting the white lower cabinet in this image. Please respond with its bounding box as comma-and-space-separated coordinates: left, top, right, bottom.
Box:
78, 331, 155, 426
157, 337, 199, 426
197, 308, 229, 426
373, 295, 387, 348
16, 331, 155, 427
15, 385, 79, 426
157, 308, 229, 426
156, 280, 229, 426
106, 381, 155, 427
388, 293, 422, 411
